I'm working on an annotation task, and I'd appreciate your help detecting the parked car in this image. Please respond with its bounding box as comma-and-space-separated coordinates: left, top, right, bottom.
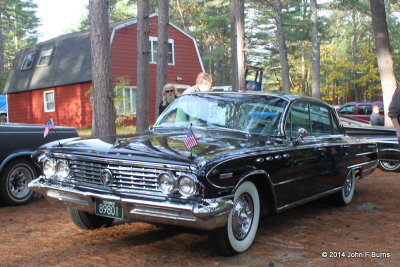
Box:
0, 94, 6, 123
28, 92, 378, 256
0, 123, 78, 205
344, 125, 400, 172
337, 101, 384, 123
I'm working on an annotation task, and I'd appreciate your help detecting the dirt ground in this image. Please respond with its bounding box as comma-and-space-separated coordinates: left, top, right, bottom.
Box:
1, 168, 399, 267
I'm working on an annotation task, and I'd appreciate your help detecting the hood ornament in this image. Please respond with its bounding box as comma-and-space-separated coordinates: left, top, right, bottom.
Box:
100, 169, 113, 185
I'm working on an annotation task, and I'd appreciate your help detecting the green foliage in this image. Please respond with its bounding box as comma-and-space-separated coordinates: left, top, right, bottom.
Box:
0, 0, 39, 91
3, 0, 398, 104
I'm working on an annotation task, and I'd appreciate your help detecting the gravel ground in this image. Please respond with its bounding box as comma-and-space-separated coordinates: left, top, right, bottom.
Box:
1, 168, 399, 267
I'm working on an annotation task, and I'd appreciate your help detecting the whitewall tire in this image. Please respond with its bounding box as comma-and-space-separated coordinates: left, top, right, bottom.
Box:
212, 181, 260, 256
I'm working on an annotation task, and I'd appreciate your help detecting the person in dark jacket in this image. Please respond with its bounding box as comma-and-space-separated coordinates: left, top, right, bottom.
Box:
159, 84, 180, 114
370, 105, 384, 126
388, 87, 400, 143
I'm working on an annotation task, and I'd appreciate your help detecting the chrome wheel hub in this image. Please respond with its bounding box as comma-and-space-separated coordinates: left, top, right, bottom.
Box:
232, 193, 254, 240
344, 173, 353, 197
9, 167, 31, 198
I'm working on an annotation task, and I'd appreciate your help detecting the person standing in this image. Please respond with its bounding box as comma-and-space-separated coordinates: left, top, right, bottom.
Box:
370, 105, 384, 126
388, 87, 400, 143
183, 72, 213, 94
159, 84, 180, 114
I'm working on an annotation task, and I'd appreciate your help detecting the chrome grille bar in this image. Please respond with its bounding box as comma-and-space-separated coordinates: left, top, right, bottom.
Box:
67, 158, 166, 195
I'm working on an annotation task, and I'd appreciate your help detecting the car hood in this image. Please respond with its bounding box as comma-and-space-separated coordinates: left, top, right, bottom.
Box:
42, 128, 287, 168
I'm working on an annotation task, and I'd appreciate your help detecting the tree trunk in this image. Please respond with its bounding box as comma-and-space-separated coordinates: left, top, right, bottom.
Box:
155, 0, 169, 119
89, 0, 116, 141
273, 0, 290, 94
230, 0, 245, 92
0, 27, 4, 81
310, 0, 320, 99
137, 0, 150, 133
370, 0, 397, 126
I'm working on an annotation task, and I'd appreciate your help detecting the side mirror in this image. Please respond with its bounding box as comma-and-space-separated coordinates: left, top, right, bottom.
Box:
295, 128, 308, 142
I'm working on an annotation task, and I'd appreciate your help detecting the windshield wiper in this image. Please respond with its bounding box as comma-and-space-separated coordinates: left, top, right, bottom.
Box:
207, 125, 252, 137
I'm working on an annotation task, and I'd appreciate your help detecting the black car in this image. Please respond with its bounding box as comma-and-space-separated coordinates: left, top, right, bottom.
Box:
28, 92, 378, 256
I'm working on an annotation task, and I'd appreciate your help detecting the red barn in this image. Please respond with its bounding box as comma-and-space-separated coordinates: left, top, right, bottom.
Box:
3, 14, 204, 128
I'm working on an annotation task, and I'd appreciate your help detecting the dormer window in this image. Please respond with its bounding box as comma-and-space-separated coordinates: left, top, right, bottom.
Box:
37, 48, 54, 66
20, 52, 36, 70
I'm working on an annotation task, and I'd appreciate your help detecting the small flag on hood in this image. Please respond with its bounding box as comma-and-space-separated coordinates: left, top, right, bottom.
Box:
44, 117, 55, 138
184, 126, 198, 149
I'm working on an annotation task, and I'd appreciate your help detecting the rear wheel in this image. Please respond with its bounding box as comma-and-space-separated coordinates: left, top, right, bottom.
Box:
211, 181, 260, 256
331, 169, 355, 206
378, 160, 400, 172
67, 207, 114, 230
0, 158, 36, 205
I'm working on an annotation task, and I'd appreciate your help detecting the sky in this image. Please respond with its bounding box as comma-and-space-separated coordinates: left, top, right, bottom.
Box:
33, 0, 89, 42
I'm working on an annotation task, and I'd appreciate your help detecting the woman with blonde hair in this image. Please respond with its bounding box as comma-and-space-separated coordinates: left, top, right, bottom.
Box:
159, 84, 180, 114
183, 72, 213, 94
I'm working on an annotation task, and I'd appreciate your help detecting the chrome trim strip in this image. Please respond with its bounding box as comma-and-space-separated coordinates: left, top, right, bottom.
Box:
276, 187, 342, 212
53, 153, 192, 172
347, 159, 378, 170
206, 141, 377, 177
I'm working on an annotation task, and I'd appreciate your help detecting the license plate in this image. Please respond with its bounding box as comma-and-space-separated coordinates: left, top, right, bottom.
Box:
95, 199, 123, 219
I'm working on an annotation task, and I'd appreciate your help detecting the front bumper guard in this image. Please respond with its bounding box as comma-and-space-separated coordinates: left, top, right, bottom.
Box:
28, 178, 233, 230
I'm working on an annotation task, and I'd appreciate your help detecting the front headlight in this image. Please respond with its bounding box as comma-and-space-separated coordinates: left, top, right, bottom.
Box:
178, 175, 197, 197
157, 173, 176, 194
43, 159, 56, 178
56, 160, 70, 179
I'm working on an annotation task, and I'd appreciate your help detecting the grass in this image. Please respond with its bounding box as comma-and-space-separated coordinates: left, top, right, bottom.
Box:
76, 126, 136, 137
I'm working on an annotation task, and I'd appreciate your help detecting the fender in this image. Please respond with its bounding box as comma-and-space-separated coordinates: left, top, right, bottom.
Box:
0, 151, 34, 174
234, 169, 278, 212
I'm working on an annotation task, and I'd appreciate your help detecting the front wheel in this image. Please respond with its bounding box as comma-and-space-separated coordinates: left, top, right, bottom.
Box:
331, 169, 355, 206
67, 207, 114, 230
378, 160, 400, 172
211, 181, 260, 256
0, 158, 36, 205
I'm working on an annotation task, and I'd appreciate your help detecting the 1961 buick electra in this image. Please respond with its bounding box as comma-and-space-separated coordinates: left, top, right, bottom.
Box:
28, 92, 378, 256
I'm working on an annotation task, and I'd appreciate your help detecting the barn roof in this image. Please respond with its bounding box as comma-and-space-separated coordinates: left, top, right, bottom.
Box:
4, 14, 203, 94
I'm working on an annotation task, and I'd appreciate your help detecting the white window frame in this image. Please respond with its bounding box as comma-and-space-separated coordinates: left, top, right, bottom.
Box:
43, 90, 55, 112
37, 48, 54, 66
117, 86, 137, 115
21, 52, 36, 70
149, 37, 175, 65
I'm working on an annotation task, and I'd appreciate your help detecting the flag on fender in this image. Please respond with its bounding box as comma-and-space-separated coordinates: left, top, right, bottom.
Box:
183, 126, 198, 149
43, 117, 55, 138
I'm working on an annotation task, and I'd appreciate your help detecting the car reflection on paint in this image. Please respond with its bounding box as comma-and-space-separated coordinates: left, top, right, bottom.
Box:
28, 92, 378, 256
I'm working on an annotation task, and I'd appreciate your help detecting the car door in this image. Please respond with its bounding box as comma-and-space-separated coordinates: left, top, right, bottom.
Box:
356, 104, 373, 122
283, 101, 343, 203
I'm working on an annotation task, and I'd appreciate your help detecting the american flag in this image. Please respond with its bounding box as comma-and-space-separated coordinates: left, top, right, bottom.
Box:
184, 127, 198, 149
43, 117, 55, 138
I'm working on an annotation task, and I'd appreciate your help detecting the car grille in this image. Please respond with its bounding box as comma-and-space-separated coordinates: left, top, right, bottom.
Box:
68, 159, 164, 195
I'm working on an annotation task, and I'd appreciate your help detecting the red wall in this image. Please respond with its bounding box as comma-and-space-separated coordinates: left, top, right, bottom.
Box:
8, 16, 203, 129
111, 16, 203, 124
8, 82, 92, 128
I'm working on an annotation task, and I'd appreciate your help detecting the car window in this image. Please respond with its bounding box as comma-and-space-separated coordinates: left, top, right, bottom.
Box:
285, 102, 339, 137
358, 104, 372, 115
338, 105, 355, 114
310, 104, 333, 136
285, 102, 311, 137
155, 94, 288, 136
378, 104, 384, 115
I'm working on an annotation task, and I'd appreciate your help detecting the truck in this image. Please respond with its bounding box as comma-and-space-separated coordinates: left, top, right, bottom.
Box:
0, 123, 78, 205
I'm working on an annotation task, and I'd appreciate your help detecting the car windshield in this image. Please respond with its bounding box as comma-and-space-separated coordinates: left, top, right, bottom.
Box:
154, 93, 288, 136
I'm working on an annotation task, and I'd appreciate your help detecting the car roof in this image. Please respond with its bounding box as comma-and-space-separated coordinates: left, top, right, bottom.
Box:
187, 91, 321, 104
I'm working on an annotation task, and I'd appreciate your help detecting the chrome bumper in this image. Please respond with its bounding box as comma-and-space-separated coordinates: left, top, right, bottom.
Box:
28, 177, 233, 230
